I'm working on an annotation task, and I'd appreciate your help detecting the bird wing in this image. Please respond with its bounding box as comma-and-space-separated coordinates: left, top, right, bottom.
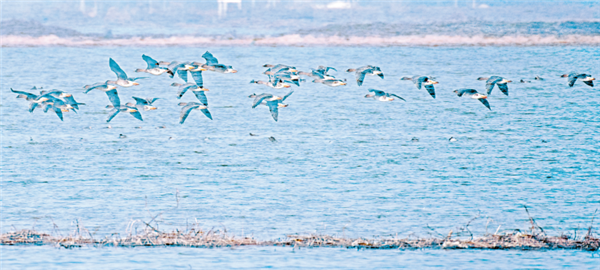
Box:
177, 69, 188, 82
193, 90, 209, 106
177, 83, 195, 99
424, 84, 436, 99
128, 77, 147, 81
109, 58, 128, 80
132, 96, 148, 105
355, 71, 367, 86
369, 89, 385, 96
142, 54, 159, 69
106, 89, 121, 107
190, 70, 204, 87
456, 89, 478, 97
148, 98, 160, 104
28, 102, 39, 113
375, 68, 384, 79
388, 94, 406, 101
64, 95, 80, 110
267, 101, 279, 122
52, 105, 64, 121
479, 98, 492, 110
485, 77, 501, 95
414, 76, 425, 89
252, 94, 273, 108
129, 109, 143, 121
167, 62, 184, 78
485, 81, 496, 95
200, 108, 213, 120
497, 83, 509, 96
11, 88, 38, 99
202, 51, 219, 65
179, 104, 198, 124
282, 91, 294, 102
41, 102, 53, 113
83, 83, 105, 93
106, 108, 120, 123
583, 78, 594, 87
567, 74, 578, 87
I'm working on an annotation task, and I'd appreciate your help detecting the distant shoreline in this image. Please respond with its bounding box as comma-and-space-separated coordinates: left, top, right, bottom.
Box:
3, 34, 600, 47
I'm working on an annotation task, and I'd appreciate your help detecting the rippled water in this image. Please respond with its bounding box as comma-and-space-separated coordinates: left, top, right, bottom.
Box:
2, 46, 600, 268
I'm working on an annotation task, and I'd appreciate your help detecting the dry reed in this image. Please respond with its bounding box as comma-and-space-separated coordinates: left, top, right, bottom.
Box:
3, 207, 598, 250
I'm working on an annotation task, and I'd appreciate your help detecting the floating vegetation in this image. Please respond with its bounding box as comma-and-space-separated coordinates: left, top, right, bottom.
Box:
2, 228, 599, 251
3, 207, 598, 250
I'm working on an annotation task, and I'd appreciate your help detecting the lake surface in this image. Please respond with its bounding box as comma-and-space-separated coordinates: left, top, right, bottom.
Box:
2, 45, 600, 268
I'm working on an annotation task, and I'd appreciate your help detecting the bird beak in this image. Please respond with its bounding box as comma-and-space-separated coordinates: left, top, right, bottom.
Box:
284, 84, 291, 88
584, 77, 596, 81
431, 80, 439, 84
128, 109, 138, 113
203, 88, 210, 91
61, 109, 69, 112
230, 70, 238, 73
480, 95, 488, 99
506, 80, 513, 83
133, 82, 140, 85
289, 69, 298, 73
341, 82, 347, 85
146, 106, 157, 110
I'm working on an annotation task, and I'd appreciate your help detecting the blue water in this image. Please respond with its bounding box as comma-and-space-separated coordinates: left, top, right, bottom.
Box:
3, 246, 600, 269
2, 46, 600, 268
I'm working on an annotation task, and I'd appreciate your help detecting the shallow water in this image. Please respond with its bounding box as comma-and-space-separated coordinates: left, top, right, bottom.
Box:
3, 246, 600, 269
2, 46, 600, 267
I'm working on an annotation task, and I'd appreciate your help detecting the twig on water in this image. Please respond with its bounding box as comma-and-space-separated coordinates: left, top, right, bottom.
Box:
586, 209, 598, 239
523, 205, 544, 235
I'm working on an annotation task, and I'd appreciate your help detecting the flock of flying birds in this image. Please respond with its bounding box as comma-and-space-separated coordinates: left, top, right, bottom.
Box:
10, 51, 596, 124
